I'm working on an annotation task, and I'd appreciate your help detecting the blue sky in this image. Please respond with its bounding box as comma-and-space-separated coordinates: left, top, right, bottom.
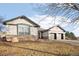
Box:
0, 3, 79, 37
0, 3, 38, 19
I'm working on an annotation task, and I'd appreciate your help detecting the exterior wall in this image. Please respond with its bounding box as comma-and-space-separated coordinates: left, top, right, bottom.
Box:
5, 25, 17, 35
57, 33, 61, 40
42, 31, 48, 39
5, 18, 39, 37
49, 26, 64, 33
38, 31, 48, 39
30, 27, 38, 38
49, 33, 54, 40
6, 35, 38, 42
49, 33, 65, 40
57, 33, 65, 40
48, 26, 65, 40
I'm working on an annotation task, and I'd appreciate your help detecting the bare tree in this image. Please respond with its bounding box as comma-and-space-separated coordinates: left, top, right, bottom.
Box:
34, 3, 79, 26
58, 3, 79, 11
0, 16, 5, 32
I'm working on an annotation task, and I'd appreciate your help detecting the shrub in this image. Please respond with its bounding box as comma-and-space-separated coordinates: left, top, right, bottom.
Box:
65, 31, 77, 40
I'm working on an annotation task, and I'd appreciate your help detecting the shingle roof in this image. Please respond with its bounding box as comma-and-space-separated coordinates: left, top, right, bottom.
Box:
3, 15, 40, 27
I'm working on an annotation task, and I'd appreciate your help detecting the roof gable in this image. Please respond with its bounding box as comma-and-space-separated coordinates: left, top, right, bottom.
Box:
3, 16, 40, 27
49, 25, 66, 32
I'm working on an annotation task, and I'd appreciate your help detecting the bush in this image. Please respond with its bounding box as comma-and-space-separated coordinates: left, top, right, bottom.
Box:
65, 31, 77, 40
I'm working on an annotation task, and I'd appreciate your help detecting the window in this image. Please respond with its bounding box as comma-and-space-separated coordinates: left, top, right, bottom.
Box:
18, 24, 30, 35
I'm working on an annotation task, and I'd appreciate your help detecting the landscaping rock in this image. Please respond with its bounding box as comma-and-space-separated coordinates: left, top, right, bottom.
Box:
11, 37, 19, 42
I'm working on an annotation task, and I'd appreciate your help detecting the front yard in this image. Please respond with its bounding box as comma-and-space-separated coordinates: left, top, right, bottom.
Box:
0, 40, 79, 56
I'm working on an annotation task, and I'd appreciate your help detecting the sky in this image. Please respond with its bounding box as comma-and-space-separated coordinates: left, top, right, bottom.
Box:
0, 3, 79, 37
0, 3, 38, 19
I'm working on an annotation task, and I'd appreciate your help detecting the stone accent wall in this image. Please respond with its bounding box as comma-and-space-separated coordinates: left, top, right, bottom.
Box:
6, 35, 38, 42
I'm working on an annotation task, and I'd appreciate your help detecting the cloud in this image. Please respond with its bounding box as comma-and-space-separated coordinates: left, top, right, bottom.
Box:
29, 15, 53, 29
29, 14, 69, 29
72, 27, 79, 37
29, 14, 79, 37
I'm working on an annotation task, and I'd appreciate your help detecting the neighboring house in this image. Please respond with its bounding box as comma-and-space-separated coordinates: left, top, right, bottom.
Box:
39, 25, 66, 40
3, 16, 40, 41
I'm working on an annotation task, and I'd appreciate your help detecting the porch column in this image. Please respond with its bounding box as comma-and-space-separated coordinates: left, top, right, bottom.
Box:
57, 33, 61, 40
63, 33, 65, 40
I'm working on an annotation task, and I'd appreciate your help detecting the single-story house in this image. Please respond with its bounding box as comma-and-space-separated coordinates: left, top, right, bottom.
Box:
3, 16, 40, 42
2, 15, 66, 42
38, 25, 66, 40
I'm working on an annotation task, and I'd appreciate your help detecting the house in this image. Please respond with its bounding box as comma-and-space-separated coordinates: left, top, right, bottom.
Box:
39, 25, 66, 40
2, 15, 66, 42
3, 16, 40, 42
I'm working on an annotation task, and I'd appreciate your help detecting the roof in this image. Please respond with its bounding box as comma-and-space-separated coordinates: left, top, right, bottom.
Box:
38, 28, 48, 32
3, 16, 40, 27
38, 28, 46, 31
48, 25, 66, 32
39, 25, 66, 32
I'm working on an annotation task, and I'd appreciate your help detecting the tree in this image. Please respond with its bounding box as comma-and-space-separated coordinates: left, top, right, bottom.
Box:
35, 3, 79, 24
65, 31, 70, 37
58, 3, 79, 11
0, 16, 5, 32
33, 3, 79, 34
65, 31, 77, 40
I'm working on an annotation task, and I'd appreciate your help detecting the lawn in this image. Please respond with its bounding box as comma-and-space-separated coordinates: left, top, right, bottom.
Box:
0, 40, 79, 56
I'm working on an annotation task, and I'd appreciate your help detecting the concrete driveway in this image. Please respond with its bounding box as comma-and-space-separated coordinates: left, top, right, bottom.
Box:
55, 40, 79, 46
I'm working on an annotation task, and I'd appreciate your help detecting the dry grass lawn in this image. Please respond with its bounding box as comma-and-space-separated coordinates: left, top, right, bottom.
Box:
0, 40, 79, 56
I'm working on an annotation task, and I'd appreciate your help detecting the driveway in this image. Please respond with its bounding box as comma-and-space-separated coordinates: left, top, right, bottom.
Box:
56, 40, 79, 46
